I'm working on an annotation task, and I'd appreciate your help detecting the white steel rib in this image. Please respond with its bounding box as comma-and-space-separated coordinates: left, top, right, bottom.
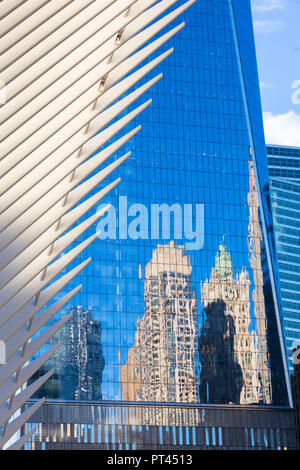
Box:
0, 0, 195, 450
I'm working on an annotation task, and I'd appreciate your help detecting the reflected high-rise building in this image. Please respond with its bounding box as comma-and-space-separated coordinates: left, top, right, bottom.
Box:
119, 345, 141, 403
199, 158, 273, 405
267, 145, 300, 373
53, 306, 105, 401
121, 241, 198, 404
248, 158, 272, 403
32, 306, 105, 401
199, 243, 263, 405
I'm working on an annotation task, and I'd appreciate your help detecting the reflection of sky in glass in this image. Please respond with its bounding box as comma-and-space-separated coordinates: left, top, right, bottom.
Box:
32, 0, 289, 406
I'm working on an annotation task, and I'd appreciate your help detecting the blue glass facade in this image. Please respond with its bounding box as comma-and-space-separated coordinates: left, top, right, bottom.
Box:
32, 0, 291, 408
267, 145, 300, 373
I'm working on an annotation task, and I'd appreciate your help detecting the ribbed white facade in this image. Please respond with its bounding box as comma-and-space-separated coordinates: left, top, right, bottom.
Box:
0, 0, 195, 449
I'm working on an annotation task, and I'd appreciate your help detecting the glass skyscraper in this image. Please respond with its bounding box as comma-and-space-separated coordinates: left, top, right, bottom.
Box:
25, 0, 297, 449
267, 145, 300, 373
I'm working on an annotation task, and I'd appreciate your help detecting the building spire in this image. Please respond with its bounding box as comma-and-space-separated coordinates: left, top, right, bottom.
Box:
215, 236, 233, 281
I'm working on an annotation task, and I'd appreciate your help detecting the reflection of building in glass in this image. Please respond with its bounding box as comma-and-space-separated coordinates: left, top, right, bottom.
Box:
199, 159, 272, 405
248, 159, 272, 404
121, 241, 198, 404
119, 345, 141, 403
267, 145, 300, 372
199, 243, 261, 404
43, 307, 105, 401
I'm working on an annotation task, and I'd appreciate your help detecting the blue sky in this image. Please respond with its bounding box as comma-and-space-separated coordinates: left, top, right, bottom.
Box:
251, 0, 300, 146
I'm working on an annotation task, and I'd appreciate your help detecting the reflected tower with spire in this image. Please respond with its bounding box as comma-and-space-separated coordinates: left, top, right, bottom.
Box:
199, 241, 262, 404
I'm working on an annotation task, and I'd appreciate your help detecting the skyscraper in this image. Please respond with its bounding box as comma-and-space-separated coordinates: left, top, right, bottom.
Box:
24, 1, 297, 449
121, 241, 198, 404
30, 307, 105, 401
267, 145, 300, 373
199, 242, 263, 405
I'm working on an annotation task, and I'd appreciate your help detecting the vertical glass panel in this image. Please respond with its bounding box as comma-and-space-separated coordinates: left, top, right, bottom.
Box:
29, 0, 289, 409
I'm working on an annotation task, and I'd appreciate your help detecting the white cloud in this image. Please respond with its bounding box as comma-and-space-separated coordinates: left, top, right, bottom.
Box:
260, 81, 273, 88
254, 19, 284, 33
263, 111, 300, 146
252, 0, 287, 12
